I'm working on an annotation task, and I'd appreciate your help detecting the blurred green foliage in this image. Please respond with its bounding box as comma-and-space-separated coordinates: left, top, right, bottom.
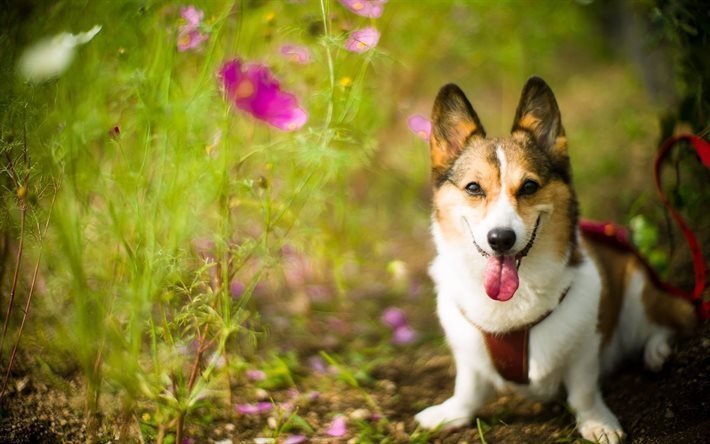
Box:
0, 0, 702, 441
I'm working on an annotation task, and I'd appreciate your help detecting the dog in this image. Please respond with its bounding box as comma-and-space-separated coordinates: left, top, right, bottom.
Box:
414, 77, 696, 443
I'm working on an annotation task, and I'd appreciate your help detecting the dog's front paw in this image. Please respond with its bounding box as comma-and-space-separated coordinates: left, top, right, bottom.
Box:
579, 418, 625, 444
415, 399, 471, 430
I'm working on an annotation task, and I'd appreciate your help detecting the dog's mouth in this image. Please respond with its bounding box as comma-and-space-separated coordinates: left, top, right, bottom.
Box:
463, 216, 541, 302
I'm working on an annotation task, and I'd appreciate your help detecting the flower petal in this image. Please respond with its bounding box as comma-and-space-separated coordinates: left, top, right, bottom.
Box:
338, 0, 387, 18
236, 402, 272, 415
218, 59, 308, 131
246, 369, 266, 381
344, 27, 380, 53
181, 6, 204, 27
381, 307, 407, 329
407, 114, 432, 140
284, 435, 307, 444
392, 325, 417, 345
280, 44, 312, 64
325, 415, 347, 437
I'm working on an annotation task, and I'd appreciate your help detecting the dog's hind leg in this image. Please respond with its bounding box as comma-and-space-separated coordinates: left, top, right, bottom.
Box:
640, 282, 695, 372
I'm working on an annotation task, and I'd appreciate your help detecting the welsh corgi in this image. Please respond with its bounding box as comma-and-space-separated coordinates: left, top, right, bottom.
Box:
414, 77, 696, 443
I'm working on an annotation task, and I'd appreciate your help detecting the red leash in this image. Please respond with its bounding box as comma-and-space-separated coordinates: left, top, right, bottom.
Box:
581, 134, 709, 320
654, 134, 709, 320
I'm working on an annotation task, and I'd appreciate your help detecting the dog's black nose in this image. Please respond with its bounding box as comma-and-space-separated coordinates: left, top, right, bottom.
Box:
488, 228, 516, 253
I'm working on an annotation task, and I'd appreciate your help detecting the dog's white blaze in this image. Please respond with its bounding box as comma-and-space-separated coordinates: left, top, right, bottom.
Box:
472, 147, 525, 252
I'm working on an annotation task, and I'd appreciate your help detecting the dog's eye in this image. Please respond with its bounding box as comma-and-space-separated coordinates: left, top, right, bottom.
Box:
519, 180, 540, 196
465, 182, 484, 196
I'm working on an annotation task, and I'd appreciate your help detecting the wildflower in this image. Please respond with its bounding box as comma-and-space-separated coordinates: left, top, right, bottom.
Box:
338, 76, 353, 89
284, 435, 306, 444
381, 307, 418, 345
279, 44, 312, 64
181, 5, 203, 27
218, 59, 308, 131
381, 307, 407, 329
344, 27, 380, 53
246, 369, 266, 381
177, 6, 208, 52
308, 356, 327, 373
325, 415, 347, 437
236, 402, 273, 415
229, 279, 245, 298
108, 125, 121, 140
387, 259, 410, 292
407, 114, 432, 141
338, 0, 387, 18
18, 25, 102, 83
392, 324, 417, 345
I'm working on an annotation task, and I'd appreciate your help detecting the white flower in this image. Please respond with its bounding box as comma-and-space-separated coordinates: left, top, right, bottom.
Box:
18, 25, 102, 83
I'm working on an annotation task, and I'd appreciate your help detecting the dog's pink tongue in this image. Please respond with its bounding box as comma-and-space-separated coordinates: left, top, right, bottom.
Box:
484, 256, 519, 301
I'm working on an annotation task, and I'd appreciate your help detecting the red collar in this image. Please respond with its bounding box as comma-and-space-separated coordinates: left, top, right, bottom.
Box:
458, 287, 569, 384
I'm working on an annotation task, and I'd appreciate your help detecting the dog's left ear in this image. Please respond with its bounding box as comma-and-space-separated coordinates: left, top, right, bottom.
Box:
511, 77, 566, 157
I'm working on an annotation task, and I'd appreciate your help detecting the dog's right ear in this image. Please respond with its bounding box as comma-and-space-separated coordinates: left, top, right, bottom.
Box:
430, 84, 486, 180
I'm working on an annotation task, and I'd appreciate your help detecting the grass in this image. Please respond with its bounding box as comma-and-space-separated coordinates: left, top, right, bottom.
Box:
0, 0, 685, 442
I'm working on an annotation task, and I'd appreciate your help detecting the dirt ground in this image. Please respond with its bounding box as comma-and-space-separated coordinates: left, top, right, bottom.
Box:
0, 319, 708, 443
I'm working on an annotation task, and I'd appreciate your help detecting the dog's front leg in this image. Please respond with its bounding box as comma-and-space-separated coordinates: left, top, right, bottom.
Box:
564, 341, 625, 444
415, 354, 492, 430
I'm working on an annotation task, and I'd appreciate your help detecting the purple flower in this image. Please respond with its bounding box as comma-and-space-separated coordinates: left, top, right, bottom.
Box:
246, 369, 266, 381
284, 435, 307, 444
308, 356, 327, 373
381, 307, 407, 329
280, 44, 312, 64
229, 279, 245, 298
181, 5, 203, 27
344, 27, 380, 53
381, 307, 417, 345
218, 59, 308, 131
392, 325, 417, 345
338, 0, 387, 18
236, 402, 272, 415
407, 114, 432, 141
177, 6, 208, 52
325, 415, 347, 437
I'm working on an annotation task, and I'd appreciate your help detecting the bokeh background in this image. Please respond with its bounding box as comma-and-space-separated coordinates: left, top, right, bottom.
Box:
0, 0, 707, 442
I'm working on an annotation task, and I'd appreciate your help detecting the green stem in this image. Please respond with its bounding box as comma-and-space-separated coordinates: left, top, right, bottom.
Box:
320, 0, 335, 141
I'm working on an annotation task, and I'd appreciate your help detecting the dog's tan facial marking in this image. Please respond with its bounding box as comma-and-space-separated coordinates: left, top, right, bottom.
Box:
432, 143, 501, 240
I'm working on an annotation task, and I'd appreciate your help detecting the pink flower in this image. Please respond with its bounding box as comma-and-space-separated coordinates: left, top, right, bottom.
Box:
381, 307, 418, 345
308, 356, 327, 373
177, 6, 208, 52
236, 402, 272, 415
344, 27, 380, 53
407, 114, 432, 140
392, 325, 417, 345
230, 279, 245, 298
325, 415, 347, 437
338, 0, 387, 18
181, 6, 203, 27
280, 44, 312, 64
381, 307, 407, 329
246, 369, 266, 381
284, 435, 307, 444
218, 59, 308, 131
